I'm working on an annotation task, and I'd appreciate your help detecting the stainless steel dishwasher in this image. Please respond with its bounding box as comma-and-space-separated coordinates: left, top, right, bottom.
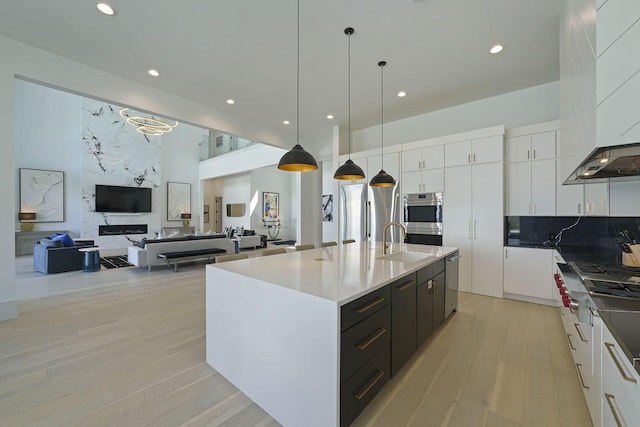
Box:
445, 252, 460, 318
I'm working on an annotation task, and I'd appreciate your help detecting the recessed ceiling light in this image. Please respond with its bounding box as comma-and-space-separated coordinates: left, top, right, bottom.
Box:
599, 157, 609, 163
397, 91, 407, 97
96, 3, 115, 16
226, 99, 235, 105
490, 44, 504, 54
283, 120, 290, 125
148, 69, 160, 77
326, 115, 334, 119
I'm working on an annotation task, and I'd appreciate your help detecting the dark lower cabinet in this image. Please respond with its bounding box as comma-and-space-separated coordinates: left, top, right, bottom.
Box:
417, 279, 434, 347
391, 275, 417, 377
432, 270, 446, 330
340, 345, 390, 427
341, 305, 391, 382
340, 257, 454, 426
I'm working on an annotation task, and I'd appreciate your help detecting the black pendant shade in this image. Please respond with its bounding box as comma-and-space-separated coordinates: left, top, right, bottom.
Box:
369, 169, 396, 187
334, 27, 365, 181
370, 60, 396, 187
334, 159, 365, 180
278, 144, 318, 172
277, 0, 318, 173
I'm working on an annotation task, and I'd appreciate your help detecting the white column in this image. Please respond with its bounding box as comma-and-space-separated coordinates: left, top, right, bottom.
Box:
0, 66, 18, 321
296, 161, 322, 246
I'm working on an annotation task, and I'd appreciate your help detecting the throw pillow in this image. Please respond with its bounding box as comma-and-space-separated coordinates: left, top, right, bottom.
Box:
40, 238, 63, 248
51, 233, 75, 247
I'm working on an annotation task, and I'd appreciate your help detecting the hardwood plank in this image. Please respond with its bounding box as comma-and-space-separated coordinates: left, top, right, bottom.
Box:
2, 261, 591, 427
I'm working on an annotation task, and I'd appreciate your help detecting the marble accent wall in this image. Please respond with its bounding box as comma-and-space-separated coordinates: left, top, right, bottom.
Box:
81, 100, 162, 249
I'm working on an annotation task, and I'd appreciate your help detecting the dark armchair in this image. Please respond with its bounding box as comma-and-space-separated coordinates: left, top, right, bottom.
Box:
33, 239, 96, 274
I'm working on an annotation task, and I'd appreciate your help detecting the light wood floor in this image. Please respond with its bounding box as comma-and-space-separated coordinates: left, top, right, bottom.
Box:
3, 261, 591, 426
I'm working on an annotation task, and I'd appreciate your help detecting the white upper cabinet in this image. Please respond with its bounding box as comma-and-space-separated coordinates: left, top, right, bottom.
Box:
556, 157, 585, 216
508, 131, 556, 163
584, 183, 609, 216
506, 128, 557, 216
401, 169, 444, 194
368, 152, 400, 184
444, 135, 503, 167
401, 145, 444, 172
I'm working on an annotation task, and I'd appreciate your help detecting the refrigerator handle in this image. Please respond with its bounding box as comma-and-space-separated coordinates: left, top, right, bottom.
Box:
366, 201, 371, 238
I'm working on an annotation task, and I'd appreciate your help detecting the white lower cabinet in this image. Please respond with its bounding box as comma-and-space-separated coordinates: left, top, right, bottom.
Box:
503, 247, 554, 301
600, 323, 640, 427
561, 307, 596, 425
444, 228, 502, 298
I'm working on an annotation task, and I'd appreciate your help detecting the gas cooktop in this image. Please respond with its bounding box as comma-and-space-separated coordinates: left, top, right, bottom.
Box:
569, 262, 640, 286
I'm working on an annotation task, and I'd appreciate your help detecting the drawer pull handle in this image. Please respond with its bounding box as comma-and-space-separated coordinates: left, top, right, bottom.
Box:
574, 323, 588, 343
354, 297, 385, 315
357, 328, 387, 351
576, 363, 589, 390
566, 333, 576, 350
605, 342, 637, 384
604, 393, 623, 427
397, 280, 416, 291
354, 370, 385, 400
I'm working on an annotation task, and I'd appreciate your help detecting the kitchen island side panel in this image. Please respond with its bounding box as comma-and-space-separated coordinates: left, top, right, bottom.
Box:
205, 266, 340, 427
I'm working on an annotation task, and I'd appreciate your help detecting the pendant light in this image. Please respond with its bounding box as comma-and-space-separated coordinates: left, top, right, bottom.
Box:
369, 61, 396, 187
334, 27, 365, 180
278, 0, 318, 172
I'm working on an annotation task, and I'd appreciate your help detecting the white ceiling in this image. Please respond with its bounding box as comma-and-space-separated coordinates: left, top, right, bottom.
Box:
0, 0, 561, 143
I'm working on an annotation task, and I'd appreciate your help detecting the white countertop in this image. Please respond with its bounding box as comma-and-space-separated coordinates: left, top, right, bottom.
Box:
208, 242, 458, 305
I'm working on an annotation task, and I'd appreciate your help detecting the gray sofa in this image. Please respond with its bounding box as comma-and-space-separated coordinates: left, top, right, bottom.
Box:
127, 234, 233, 271
33, 239, 96, 274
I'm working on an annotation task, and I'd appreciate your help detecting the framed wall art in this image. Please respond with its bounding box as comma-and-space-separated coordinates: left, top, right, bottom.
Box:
19, 168, 65, 222
167, 182, 191, 221
263, 192, 279, 219
322, 194, 333, 222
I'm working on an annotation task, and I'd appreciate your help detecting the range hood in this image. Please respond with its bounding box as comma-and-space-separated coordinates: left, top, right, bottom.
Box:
564, 142, 640, 184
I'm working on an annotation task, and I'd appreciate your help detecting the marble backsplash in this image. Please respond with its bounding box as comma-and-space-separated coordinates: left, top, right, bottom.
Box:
505, 216, 640, 261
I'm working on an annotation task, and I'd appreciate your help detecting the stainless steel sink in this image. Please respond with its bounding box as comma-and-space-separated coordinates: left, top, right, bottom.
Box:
375, 251, 431, 264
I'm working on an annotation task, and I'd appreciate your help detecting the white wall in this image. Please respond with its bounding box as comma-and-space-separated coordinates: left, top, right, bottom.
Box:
221, 174, 251, 231
15, 79, 82, 235
352, 81, 560, 152
250, 166, 296, 241
161, 122, 208, 229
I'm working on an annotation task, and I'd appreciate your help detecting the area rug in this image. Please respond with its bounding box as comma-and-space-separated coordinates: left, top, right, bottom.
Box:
272, 239, 296, 246
100, 255, 134, 269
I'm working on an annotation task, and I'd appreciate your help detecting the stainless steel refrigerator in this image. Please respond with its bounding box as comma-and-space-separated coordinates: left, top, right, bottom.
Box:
341, 183, 403, 243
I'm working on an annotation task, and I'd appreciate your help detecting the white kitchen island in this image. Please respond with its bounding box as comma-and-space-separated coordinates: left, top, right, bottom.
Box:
206, 242, 458, 427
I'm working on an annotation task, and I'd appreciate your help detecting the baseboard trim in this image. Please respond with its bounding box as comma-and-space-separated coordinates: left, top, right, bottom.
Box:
503, 292, 558, 307
0, 299, 18, 322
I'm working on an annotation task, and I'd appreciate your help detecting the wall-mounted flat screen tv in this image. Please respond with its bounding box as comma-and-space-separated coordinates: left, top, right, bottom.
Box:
95, 184, 152, 213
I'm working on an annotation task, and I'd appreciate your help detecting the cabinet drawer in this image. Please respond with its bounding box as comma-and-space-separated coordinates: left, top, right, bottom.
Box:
602, 326, 640, 398
601, 334, 640, 426
341, 305, 391, 382
340, 345, 390, 427
432, 259, 445, 275
417, 264, 434, 284
417, 260, 446, 284
341, 285, 391, 331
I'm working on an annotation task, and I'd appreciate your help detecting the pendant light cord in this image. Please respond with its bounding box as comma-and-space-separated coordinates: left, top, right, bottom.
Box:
379, 61, 385, 170
347, 29, 352, 160
296, 0, 300, 145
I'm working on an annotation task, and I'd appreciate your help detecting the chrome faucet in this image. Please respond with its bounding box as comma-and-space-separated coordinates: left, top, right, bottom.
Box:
383, 222, 407, 254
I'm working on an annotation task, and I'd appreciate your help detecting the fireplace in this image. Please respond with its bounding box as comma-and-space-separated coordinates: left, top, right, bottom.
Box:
99, 224, 148, 236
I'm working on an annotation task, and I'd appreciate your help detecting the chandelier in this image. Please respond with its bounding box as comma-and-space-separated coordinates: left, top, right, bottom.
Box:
119, 108, 178, 135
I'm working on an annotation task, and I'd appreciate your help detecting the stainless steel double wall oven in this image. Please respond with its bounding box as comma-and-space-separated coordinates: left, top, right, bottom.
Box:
403, 192, 443, 246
